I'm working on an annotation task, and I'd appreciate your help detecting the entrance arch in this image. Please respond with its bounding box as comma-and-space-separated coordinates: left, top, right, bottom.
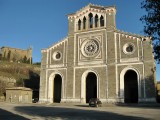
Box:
81, 70, 99, 103
86, 72, 97, 103
120, 67, 140, 103
48, 72, 63, 103
54, 74, 62, 103
124, 70, 138, 103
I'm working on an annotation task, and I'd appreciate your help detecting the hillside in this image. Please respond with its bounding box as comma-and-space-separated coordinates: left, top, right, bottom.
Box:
0, 61, 40, 96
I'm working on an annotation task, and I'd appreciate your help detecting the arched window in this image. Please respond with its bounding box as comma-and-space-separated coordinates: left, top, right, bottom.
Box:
83, 17, 86, 29
100, 15, 104, 27
89, 13, 93, 28
78, 19, 81, 30
95, 14, 98, 28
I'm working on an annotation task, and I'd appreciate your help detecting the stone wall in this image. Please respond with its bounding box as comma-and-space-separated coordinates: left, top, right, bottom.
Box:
0, 46, 32, 64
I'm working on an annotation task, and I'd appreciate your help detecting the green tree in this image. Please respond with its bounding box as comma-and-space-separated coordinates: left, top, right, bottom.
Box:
0, 80, 7, 96
140, 0, 160, 62
23, 55, 27, 63
3, 51, 6, 58
7, 50, 11, 61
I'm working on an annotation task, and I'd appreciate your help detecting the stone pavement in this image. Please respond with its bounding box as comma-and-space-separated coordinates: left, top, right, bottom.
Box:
0, 102, 160, 120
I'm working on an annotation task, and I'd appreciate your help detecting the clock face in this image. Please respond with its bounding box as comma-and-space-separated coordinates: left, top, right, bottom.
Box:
81, 39, 100, 57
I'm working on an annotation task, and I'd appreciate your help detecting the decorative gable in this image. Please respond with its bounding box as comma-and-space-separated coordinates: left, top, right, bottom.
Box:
68, 4, 116, 32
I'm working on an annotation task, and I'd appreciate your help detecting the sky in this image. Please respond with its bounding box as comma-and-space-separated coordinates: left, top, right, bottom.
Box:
0, 0, 159, 81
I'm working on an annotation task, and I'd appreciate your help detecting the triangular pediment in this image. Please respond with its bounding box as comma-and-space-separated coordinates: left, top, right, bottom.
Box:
49, 37, 68, 49
41, 37, 68, 53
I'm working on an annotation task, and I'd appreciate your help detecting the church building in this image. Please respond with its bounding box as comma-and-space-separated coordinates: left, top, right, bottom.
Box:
39, 4, 156, 103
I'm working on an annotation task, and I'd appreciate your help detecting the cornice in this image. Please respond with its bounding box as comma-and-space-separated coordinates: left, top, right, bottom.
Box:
115, 29, 151, 41
48, 37, 68, 50
41, 36, 68, 53
68, 3, 116, 20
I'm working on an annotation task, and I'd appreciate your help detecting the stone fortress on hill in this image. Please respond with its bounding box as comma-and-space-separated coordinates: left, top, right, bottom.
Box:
0, 46, 32, 64
39, 4, 156, 103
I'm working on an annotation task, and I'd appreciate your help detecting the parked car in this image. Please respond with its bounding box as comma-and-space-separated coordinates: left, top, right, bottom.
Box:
89, 98, 102, 107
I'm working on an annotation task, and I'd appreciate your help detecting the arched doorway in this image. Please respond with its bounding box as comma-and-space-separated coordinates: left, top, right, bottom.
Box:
86, 72, 97, 103
53, 74, 62, 103
124, 70, 138, 103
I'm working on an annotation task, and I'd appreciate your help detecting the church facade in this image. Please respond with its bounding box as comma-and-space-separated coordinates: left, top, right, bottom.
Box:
39, 4, 156, 103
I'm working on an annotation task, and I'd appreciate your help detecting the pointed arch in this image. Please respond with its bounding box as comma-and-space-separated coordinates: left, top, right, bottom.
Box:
100, 15, 104, 27
54, 74, 62, 103
124, 70, 138, 103
78, 19, 81, 30
86, 72, 97, 103
81, 70, 99, 103
120, 67, 140, 103
48, 72, 64, 103
83, 16, 86, 29
95, 14, 98, 28
88, 13, 93, 28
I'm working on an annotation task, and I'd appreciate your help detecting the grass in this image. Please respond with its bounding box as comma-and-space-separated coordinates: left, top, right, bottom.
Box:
0, 61, 40, 82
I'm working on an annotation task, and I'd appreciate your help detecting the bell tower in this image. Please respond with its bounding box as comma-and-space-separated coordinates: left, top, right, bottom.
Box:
68, 3, 116, 35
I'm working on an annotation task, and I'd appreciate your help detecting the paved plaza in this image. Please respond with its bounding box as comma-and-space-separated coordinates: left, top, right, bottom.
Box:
0, 102, 160, 120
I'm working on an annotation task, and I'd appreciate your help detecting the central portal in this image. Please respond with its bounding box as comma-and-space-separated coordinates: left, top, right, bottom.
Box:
86, 72, 97, 103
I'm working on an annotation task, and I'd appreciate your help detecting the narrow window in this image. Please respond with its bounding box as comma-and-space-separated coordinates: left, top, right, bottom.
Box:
78, 19, 81, 30
89, 13, 93, 28
100, 15, 104, 27
95, 14, 98, 28
83, 17, 86, 29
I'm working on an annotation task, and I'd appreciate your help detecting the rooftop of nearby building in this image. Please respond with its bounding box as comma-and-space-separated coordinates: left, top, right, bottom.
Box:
6, 87, 32, 91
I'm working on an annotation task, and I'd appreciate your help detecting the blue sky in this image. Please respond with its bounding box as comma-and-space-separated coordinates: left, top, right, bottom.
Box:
0, 0, 159, 80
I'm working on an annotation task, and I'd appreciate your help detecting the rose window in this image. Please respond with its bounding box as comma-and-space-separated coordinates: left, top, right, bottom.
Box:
81, 39, 100, 57
123, 43, 135, 55
53, 51, 62, 61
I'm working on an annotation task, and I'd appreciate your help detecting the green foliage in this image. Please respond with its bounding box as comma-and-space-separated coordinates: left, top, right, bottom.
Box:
0, 61, 40, 96
140, 0, 160, 62
0, 61, 40, 80
23, 55, 28, 63
4, 51, 6, 58
24, 70, 40, 89
0, 80, 6, 96
7, 50, 11, 61
33, 62, 41, 65
16, 78, 24, 87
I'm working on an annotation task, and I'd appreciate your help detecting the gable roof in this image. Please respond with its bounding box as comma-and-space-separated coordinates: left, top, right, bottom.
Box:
41, 37, 68, 52
115, 29, 151, 41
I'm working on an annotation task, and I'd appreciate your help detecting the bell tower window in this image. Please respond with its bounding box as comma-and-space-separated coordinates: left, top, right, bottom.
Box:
100, 15, 104, 27
95, 14, 98, 28
78, 19, 81, 30
83, 17, 86, 29
89, 13, 93, 28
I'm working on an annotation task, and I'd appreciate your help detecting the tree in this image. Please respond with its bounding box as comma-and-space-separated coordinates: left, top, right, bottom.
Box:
23, 55, 27, 63
0, 80, 7, 96
7, 50, 11, 61
140, 0, 160, 62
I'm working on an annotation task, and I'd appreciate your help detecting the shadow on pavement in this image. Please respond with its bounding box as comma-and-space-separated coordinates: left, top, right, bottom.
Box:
75, 105, 89, 107
14, 105, 150, 120
114, 103, 160, 109
0, 108, 29, 120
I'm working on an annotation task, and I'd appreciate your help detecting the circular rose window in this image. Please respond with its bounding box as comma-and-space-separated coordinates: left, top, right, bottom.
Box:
81, 39, 100, 57
123, 43, 135, 55
53, 51, 62, 61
